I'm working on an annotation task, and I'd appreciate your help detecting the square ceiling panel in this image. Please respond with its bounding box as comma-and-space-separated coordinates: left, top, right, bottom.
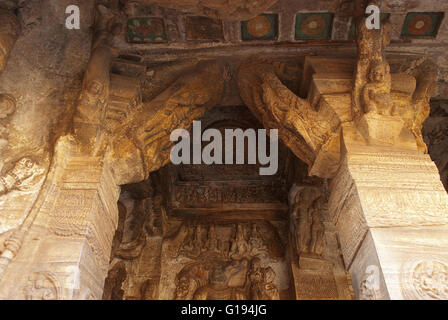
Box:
295, 12, 334, 40
241, 14, 279, 41
127, 17, 167, 43
186, 16, 224, 41
401, 12, 444, 38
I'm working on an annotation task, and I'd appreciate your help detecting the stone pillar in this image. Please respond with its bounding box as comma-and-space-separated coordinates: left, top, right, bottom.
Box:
0, 139, 120, 299
329, 144, 448, 300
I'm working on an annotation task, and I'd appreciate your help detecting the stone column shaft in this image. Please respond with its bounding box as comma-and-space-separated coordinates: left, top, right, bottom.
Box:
0, 145, 120, 299
329, 145, 448, 299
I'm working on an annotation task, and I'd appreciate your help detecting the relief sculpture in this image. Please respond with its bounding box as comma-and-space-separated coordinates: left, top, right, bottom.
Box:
0, 0, 447, 303
23, 271, 61, 300
362, 60, 394, 116
0, 157, 37, 195
0, 9, 20, 158
170, 221, 284, 300
401, 256, 448, 300
131, 0, 278, 21
0, 93, 15, 155
73, 5, 123, 155
0, 9, 20, 73
289, 185, 325, 257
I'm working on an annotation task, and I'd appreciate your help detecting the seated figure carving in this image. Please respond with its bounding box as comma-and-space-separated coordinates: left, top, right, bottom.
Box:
193, 259, 249, 300
248, 257, 279, 300
362, 60, 395, 116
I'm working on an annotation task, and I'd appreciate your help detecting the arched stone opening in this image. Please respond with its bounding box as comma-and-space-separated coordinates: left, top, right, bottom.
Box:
103, 105, 353, 300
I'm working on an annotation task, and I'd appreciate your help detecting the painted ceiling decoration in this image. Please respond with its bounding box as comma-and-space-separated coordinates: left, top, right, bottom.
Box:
295, 13, 334, 40
126, 10, 445, 43
401, 12, 445, 38
127, 17, 167, 43
185, 16, 224, 41
242, 14, 279, 41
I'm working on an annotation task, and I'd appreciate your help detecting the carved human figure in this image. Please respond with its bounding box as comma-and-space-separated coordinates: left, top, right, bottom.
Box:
193, 259, 249, 300
290, 186, 325, 256
174, 273, 191, 299
83, 4, 121, 107
230, 224, 249, 258
309, 202, 325, 256
359, 267, 380, 300
0, 93, 16, 152
23, 272, 60, 300
0, 93, 15, 119
262, 267, 280, 300
247, 257, 279, 300
248, 257, 264, 299
362, 60, 394, 116
352, 9, 392, 118
73, 5, 122, 154
0, 10, 20, 154
174, 263, 209, 299
415, 260, 448, 298
296, 202, 312, 254
0, 9, 20, 73
248, 223, 265, 256
180, 224, 205, 257
206, 224, 220, 253
0, 157, 36, 195
408, 60, 438, 153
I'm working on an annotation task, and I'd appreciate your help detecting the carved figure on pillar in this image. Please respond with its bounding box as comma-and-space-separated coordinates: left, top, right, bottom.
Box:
0, 93, 15, 154
289, 186, 325, 257
73, 5, 122, 155
408, 60, 439, 153
0, 10, 20, 156
0, 9, 20, 73
362, 60, 394, 116
348, 1, 436, 153
352, 0, 391, 119
247, 257, 279, 300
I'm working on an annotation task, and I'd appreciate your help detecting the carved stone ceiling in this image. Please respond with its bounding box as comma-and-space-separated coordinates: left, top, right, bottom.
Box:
140, 106, 315, 220
127, 0, 279, 21
114, 0, 448, 100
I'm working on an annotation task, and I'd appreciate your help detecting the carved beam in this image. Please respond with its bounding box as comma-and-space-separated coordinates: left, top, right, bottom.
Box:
237, 11, 437, 178
126, 0, 278, 21
108, 60, 226, 185
237, 58, 342, 178
73, 5, 122, 156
